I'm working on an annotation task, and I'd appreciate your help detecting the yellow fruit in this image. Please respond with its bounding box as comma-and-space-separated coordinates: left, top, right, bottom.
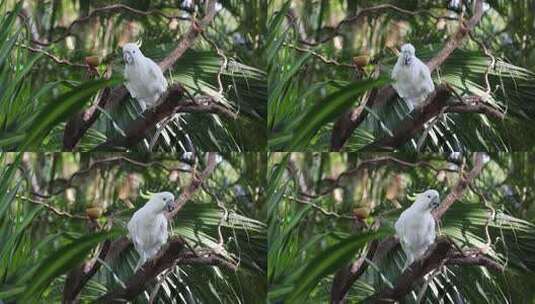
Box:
86, 207, 103, 219
85, 56, 100, 66
352, 55, 370, 68
353, 207, 371, 220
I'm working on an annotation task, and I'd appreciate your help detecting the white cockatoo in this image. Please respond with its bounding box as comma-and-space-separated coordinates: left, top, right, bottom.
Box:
395, 189, 440, 270
391, 43, 435, 111
123, 42, 168, 112
127, 191, 175, 270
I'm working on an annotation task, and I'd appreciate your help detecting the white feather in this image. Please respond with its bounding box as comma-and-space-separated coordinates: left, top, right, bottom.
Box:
127, 191, 175, 271
395, 189, 440, 270
391, 43, 435, 111
123, 43, 168, 112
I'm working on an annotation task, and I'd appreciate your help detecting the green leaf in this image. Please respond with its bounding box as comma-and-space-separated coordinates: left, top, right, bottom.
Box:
286, 76, 391, 150
21, 77, 122, 150
18, 230, 121, 302
285, 228, 392, 303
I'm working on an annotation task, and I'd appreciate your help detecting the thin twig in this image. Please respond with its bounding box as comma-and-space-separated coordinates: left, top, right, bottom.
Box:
201, 32, 228, 94
31, 156, 191, 199
16, 195, 86, 219
17, 44, 87, 68
19, 4, 191, 46
299, 155, 457, 199
284, 43, 354, 69
284, 195, 354, 220
296, 4, 458, 46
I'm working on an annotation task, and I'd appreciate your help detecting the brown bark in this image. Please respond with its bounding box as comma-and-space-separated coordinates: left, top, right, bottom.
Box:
94, 86, 236, 150
365, 238, 503, 303
330, 240, 379, 304
63, 240, 111, 303
361, 85, 451, 151
96, 238, 186, 303
95, 84, 184, 150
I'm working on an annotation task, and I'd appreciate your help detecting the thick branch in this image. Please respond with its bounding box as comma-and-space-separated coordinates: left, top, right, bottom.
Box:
97, 238, 186, 303
426, 0, 485, 71
362, 85, 451, 151
97, 237, 237, 303
63, 0, 219, 150
95, 84, 184, 150
159, 1, 218, 71
331, 240, 379, 304
168, 152, 217, 218
94, 85, 235, 150
366, 238, 453, 303
330, 0, 485, 150
366, 238, 503, 303
178, 252, 238, 271
446, 254, 504, 272
432, 153, 487, 219
446, 102, 505, 120
63, 240, 111, 303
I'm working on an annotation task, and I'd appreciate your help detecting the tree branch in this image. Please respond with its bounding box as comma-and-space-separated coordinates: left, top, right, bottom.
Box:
362, 85, 452, 151
96, 238, 186, 303
432, 153, 487, 219
330, 0, 486, 150
94, 85, 235, 150
296, 4, 458, 47
446, 254, 504, 272
94, 84, 184, 150
331, 240, 379, 304
63, 240, 111, 303
168, 152, 217, 218
63, 0, 220, 150
20, 4, 191, 47
18, 44, 87, 68
446, 102, 505, 120
365, 237, 503, 303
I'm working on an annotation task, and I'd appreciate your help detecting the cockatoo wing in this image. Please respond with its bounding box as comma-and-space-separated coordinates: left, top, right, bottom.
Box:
417, 60, 435, 95
145, 58, 168, 98
422, 213, 436, 245
124, 69, 137, 98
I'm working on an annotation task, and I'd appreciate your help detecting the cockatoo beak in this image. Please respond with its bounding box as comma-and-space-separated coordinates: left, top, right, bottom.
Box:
403, 53, 412, 65
166, 201, 176, 212
123, 52, 133, 64
431, 196, 440, 208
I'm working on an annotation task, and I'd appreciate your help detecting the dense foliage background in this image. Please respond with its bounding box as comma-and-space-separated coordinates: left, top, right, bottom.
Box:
268, 0, 535, 152
268, 152, 535, 303
0, 152, 266, 303
0, 0, 267, 151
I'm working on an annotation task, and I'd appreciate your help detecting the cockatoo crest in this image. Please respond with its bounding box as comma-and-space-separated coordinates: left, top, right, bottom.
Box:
127, 191, 176, 271
123, 42, 168, 112
394, 189, 440, 270
391, 43, 435, 111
